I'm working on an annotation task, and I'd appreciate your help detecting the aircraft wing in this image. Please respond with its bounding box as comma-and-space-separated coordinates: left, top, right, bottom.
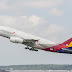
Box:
10, 36, 39, 47
23, 39, 39, 47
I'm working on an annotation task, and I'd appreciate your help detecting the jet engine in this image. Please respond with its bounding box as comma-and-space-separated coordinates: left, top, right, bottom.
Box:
10, 37, 24, 43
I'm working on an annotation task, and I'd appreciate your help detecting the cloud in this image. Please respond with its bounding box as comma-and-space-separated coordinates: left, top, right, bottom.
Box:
0, 15, 16, 25
41, 24, 66, 42
45, 24, 65, 34
28, 15, 48, 27
0, 0, 64, 16
0, 0, 7, 10
49, 8, 64, 16
29, 15, 41, 27
0, 15, 48, 30
21, 0, 63, 8
0, 0, 63, 11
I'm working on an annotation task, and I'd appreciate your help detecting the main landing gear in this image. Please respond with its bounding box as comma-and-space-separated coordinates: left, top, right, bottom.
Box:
29, 48, 38, 51
25, 46, 38, 51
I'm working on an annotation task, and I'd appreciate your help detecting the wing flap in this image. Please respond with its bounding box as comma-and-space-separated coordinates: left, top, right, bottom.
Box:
23, 39, 39, 47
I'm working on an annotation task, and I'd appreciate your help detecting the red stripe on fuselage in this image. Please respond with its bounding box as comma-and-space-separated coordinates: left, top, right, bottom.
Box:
43, 44, 67, 52
43, 38, 72, 52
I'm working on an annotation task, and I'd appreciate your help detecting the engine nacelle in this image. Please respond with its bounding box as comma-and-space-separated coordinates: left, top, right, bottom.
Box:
10, 37, 23, 43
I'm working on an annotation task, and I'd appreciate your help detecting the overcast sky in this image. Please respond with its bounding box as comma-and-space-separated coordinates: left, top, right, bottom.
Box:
0, 0, 72, 66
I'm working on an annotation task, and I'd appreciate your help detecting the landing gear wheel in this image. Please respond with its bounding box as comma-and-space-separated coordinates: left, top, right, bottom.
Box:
25, 47, 29, 49
29, 48, 38, 51
35, 50, 38, 51
29, 48, 34, 50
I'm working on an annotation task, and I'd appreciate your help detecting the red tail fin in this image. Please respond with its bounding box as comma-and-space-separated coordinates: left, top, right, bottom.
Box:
62, 38, 72, 45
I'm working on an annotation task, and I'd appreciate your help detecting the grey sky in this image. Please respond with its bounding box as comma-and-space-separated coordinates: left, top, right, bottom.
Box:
0, 0, 72, 65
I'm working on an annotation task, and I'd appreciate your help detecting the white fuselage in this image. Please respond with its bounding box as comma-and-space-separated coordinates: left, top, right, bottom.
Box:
0, 26, 56, 49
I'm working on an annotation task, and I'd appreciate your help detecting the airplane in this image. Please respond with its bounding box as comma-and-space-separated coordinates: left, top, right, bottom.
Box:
0, 26, 72, 54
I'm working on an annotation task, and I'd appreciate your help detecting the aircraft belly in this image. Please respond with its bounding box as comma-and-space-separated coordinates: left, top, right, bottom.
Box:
38, 44, 56, 49
33, 44, 44, 49
34, 44, 57, 49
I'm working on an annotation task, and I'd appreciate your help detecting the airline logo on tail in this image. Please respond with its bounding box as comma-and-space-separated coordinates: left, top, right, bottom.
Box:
68, 42, 72, 48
